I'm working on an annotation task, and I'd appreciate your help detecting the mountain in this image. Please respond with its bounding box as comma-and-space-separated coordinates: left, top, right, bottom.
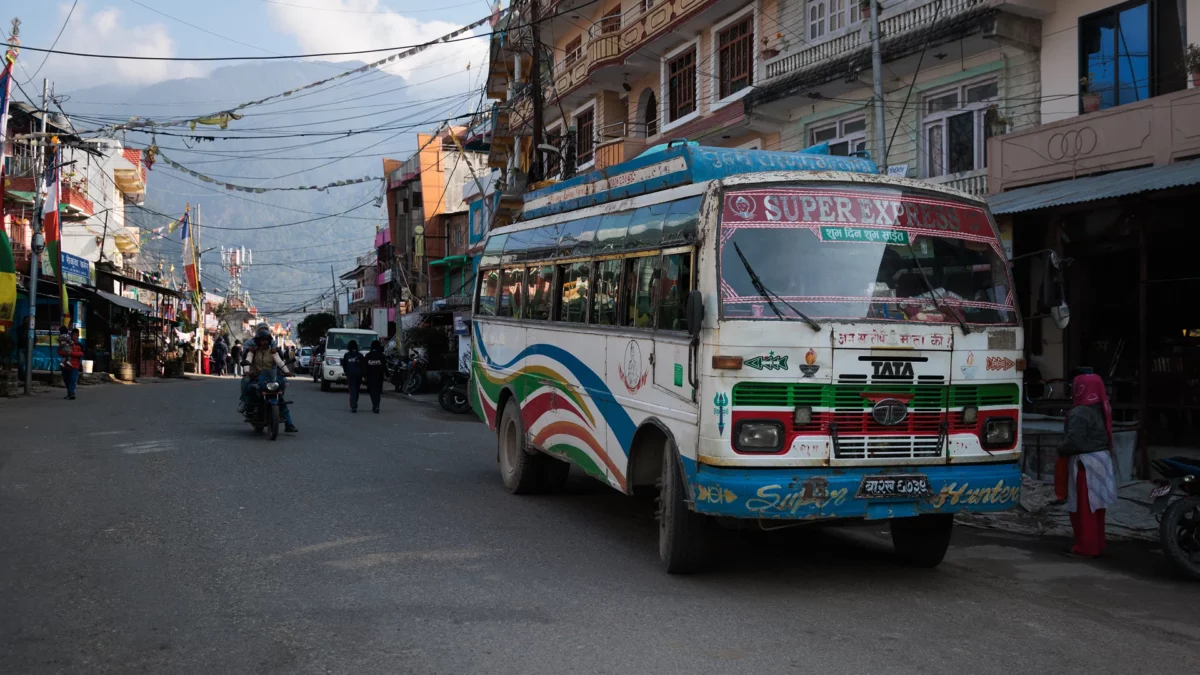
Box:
64, 60, 439, 317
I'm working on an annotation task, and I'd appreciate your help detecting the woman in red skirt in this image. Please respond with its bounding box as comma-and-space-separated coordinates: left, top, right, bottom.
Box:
1058, 374, 1118, 557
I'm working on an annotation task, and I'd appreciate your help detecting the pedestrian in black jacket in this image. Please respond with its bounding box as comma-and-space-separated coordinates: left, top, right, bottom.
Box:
342, 340, 365, 412
364, 340, 387, 414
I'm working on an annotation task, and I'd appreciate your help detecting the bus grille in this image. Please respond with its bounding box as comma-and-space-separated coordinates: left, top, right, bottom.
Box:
834, 435, 944, 460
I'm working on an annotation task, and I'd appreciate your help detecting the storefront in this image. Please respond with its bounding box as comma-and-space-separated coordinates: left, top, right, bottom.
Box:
988, 87, 1200, 470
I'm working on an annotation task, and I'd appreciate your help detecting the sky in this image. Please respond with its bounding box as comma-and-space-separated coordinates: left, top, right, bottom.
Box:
9, 0, 496, 94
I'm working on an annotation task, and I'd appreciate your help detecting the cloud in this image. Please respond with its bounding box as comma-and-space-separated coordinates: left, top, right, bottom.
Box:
265, 0, 489, 99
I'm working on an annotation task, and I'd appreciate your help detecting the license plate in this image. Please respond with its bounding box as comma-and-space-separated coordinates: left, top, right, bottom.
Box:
1150, 484, 1172, 499
857, 475, 933, 499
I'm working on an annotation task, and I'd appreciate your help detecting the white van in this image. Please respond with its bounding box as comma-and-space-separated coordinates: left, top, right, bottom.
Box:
319, 328, 380, 391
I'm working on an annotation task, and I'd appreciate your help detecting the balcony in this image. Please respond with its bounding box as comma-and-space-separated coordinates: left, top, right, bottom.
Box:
114, 148, 147, 204
752, 0, 1040, 114
60, 183, 95, 220
350, 285, 380, 307
593, 122, 649, 170
988, 87, 1200, 194
926, 168, 989, 197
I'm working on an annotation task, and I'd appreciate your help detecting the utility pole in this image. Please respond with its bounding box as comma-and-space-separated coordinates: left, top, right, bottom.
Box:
23, 79, 49, 396
330, 265, 340, 328
528, 0, 544, 183
869, 0, 887, 170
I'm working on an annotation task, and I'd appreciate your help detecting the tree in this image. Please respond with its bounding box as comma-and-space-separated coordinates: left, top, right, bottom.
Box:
297, 312, 337, 346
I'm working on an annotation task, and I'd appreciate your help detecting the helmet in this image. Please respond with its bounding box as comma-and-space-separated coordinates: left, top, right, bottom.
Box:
255, 327, 271, 342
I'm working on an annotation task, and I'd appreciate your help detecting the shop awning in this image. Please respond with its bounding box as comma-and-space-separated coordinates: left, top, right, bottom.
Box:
94, 289, 153, 314
4, 190, 35, 205
428, 255, 469, 268
989, 159, 1200, 215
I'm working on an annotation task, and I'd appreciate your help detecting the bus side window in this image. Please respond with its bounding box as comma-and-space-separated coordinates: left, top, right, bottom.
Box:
558, 261, 589, 322
656, 253, 692, 331
625, 256, 656, 328
592, 259, 622, 326
527, 265, 554, 321
499, 267, 525, 318
477, 269, 499, 317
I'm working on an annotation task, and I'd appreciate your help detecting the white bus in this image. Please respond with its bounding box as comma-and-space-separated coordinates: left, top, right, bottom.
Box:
471, 145, 1027, 573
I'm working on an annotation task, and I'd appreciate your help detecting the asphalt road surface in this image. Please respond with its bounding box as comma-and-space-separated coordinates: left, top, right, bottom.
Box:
3, 376, 1199, 674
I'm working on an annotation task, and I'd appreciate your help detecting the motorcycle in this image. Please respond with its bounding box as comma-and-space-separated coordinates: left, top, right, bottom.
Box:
1148, 457, 1200, 580
244, 370, 286, 440
438, 370, 472, 414
392, 352, 428, 395
388, 353, 408, 393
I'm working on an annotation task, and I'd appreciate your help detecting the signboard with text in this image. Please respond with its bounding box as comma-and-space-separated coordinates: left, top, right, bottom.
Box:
60, 252, 94, 287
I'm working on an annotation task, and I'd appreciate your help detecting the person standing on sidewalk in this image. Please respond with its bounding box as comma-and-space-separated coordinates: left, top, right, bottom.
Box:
1058, 373, 1118, 557
342, 340, 364, 413
59, 328, 83, 400
364, 340, 387, 414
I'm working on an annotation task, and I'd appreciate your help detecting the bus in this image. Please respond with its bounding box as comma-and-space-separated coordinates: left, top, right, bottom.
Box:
470, 144, 1027, 573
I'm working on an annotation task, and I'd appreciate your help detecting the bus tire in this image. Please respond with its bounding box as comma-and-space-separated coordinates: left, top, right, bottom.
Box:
498, 402, 544, 495
658, 446, 706, 574
890, 514, 954, 568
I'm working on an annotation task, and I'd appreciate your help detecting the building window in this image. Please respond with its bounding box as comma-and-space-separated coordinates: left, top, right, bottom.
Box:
599, 5, 622, 34
717, 15, 754, 100
808, 0, 861, 41
574, 107, 596, 167
667, 47, 697, 122
809, 116, 866, 156
1079, 1, 1151, 111
644, 91, 658, 137
922, 80, 998, 178
563, 35, 583, 68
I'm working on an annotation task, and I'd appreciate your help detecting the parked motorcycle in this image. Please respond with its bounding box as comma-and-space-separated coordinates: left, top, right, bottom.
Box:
438, 371, 472, 414
401, 353, 428, 395
1149, 457, 1200, 580
388, 353, 407, 393
244, 371, 286, 440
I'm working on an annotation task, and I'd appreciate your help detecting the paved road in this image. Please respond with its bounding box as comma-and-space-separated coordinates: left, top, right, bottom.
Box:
3, 376, 1199, 674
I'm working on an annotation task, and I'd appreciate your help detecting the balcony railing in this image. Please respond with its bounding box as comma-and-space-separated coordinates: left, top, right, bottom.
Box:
925, 168, 988, 197
60, 184, 95, 219
350, 285, 380, 305
594, 121, 650, 170
765, 0, 986, 80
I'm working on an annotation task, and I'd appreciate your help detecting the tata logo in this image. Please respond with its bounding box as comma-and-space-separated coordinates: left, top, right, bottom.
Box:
871, 398, 909, 426
872, 360, 915, 378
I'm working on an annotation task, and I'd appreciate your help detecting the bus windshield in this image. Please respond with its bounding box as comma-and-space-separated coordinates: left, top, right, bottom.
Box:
720, 185, 1016, 325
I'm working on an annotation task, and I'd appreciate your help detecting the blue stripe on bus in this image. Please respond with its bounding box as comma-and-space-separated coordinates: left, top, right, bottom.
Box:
473, 322, 637, 454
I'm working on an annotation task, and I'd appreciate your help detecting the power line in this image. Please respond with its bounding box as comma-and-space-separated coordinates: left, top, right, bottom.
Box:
22, 0, 79, 83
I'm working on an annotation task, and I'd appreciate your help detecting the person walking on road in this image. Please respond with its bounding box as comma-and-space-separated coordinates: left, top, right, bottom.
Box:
212, 337, 228, 377
59, 328, 83, 400
1058, 373, 1118, 557
230, 340, 243, 376
342, 340, 365, 413
364, 339, 387, 414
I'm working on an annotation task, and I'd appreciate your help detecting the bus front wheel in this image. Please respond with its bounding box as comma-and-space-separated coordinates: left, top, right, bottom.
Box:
657, 446, 707, 574
498, 402, 546, 495
890, 514, 954, 568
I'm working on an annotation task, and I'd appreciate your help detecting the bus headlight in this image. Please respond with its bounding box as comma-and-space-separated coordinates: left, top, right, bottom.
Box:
734, 421, 784, 453
983, 418, 1015, 448
962, 406, 978, 425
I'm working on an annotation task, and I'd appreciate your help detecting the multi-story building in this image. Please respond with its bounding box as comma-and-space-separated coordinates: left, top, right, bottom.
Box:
341, 251, 379, 330
382, 128, 488, 306
983, 0, 1200, 458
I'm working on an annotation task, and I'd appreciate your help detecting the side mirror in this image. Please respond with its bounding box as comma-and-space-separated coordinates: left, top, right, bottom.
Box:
686, 290, 704, 340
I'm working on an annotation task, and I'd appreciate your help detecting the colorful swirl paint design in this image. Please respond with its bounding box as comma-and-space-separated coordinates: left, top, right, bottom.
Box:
472, 324, 637, 491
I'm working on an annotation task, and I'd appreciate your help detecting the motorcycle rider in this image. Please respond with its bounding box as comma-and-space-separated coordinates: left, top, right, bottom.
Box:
240, 326, 298, 433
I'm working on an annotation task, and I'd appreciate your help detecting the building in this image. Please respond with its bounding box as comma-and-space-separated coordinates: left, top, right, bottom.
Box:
382, 128, 488, 306
984, 0, 1200, 460
340, 251, 379, 329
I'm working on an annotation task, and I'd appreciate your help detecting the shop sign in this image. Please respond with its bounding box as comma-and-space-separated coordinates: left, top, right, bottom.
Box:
60, 252, 94, 287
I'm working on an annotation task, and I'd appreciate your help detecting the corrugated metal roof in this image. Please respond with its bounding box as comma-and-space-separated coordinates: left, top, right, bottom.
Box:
989, 159, 1200, 215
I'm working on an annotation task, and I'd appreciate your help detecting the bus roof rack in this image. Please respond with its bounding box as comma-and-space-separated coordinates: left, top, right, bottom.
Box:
521, 144, 879, 220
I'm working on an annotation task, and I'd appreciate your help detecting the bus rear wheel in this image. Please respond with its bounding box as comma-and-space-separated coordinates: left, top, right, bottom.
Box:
890, 514, 954, 568
657, 446, 706, 574
498, 402, 548, 495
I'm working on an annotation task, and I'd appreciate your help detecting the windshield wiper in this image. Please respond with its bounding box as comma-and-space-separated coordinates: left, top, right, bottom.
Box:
902, 242, 970, 335
733, 243, 820, 331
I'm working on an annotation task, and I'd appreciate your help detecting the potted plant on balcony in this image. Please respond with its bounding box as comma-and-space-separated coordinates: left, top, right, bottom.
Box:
1080, 75, 1102, 113
1186, 43, 1200, 88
